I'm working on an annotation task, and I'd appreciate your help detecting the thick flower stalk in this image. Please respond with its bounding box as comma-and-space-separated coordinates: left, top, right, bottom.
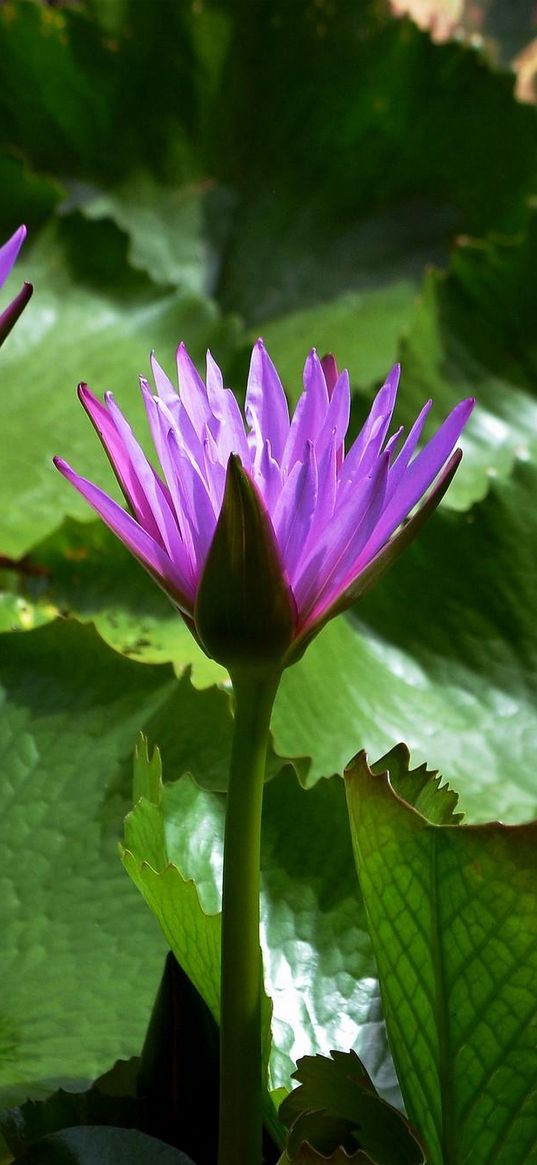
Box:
55, 343, 473, 1165
0, 225, 32, 345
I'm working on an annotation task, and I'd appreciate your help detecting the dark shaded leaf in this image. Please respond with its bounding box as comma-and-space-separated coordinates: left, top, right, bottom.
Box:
280, 1051, 424, 1165
14, 1125, 195, 1164
137, 952, 218, 1165
0, 1088, 140, 1158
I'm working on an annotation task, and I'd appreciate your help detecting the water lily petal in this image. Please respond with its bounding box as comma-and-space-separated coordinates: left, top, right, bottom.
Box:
103, 390, 186, 564
295, 450, 390, 618
53, 457, 194, 607
273, 441, 318, 583
0, 225, 26, 288
79, 383, 165, 544
150, 352, 179, 407
176, 341, 213, 436
362, 396, 475, 562
206, 350, 250, 465
282, 349, 329, 473
340, 364, 400, 485
245, 338, 290, 464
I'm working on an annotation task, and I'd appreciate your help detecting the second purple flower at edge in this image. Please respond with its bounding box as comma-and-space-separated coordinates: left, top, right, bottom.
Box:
55, 343, 474, 668
0, 225, 32, 346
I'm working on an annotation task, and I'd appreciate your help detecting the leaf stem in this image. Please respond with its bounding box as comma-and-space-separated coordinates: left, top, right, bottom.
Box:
218, 667, 281, 1165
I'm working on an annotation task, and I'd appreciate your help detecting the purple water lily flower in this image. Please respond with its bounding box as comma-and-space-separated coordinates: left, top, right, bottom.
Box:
55, 342, 473, 666
0, 225, 32, 345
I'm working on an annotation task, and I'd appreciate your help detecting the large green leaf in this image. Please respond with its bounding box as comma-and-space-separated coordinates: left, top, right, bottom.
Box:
345, 746, 537, 1165
0, 618, 270, 1107
0, 619, 173, 1106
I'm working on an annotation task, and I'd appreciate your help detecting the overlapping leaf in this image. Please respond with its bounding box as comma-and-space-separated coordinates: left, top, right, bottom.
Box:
279, 1050, 425, 1164
0, 619, 169, 1107
346, 746, 537, 1165
0, 619, 256, 1106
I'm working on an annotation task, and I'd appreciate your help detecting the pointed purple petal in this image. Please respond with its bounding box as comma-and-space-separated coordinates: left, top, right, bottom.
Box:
139, 385, 208, 579
294, 451, 390, 617
53, 458, 195, 608
206, 350, 250, 464
0, 225, 26, 288
176, 342, 213, 435
141, 377, 196, 482
341, 364, 400, 484
282, 349, 330, 474
362, 397, 475, 562
79, 384, 164, 543
167, 427, 218, 569
253, 439, 282, 512
290, 432, 338, 584
315, 368, 351, 464
142, 376, 211, 517
103, 391, 188, 565
199, 424, 227, 511
286, 451, 464, 665
303, 348, 330, 411
384, 425, 404, 459
150, 352, 179, 407
309, 456, 391, 624
273, 441, 318, 583
205, 348, 224, 404
310, 430, 337, 537
245, 339, 290, 464
384, 401, 432, 504
0, 281, 33, 346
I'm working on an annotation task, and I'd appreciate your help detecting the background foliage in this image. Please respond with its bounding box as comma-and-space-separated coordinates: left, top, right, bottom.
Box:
0, 0, 536, 1159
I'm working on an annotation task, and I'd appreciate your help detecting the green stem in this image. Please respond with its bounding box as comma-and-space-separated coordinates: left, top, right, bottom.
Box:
218, 667, 281, 1165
